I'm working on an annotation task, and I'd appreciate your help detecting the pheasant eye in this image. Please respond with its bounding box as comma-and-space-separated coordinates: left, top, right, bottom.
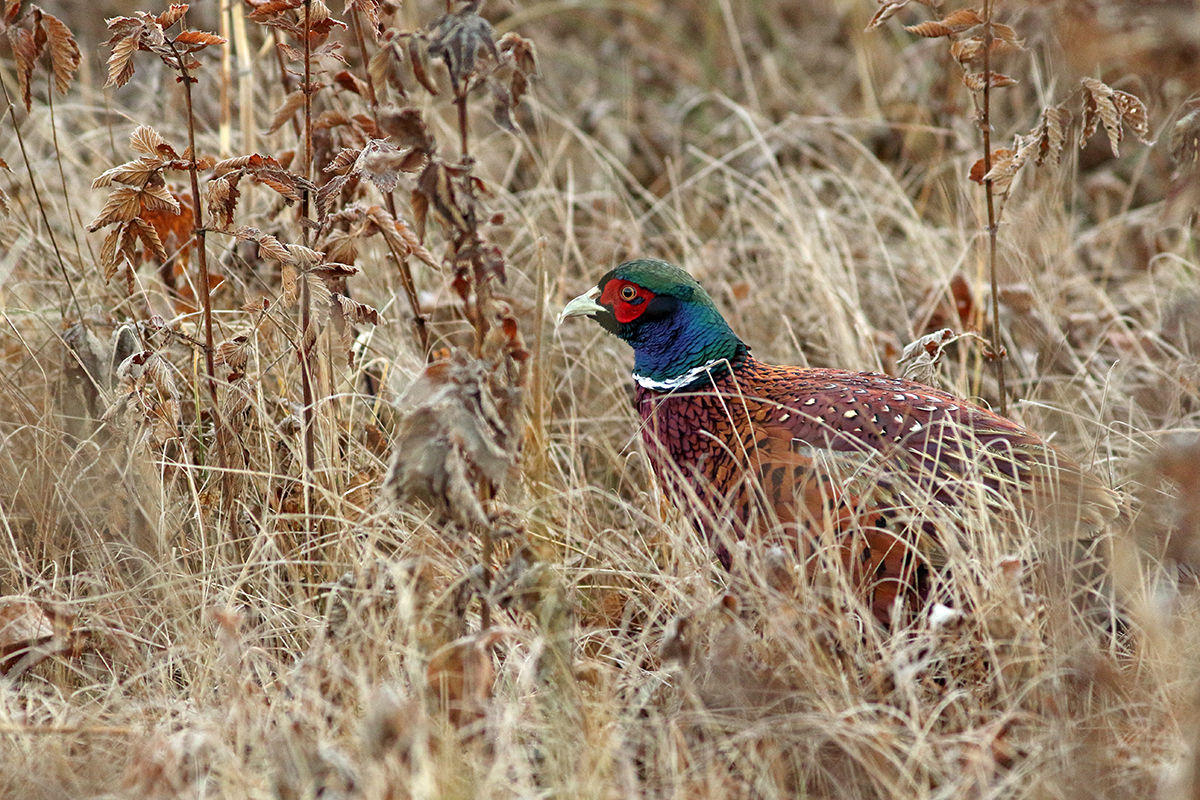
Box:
620, 285, 637, 301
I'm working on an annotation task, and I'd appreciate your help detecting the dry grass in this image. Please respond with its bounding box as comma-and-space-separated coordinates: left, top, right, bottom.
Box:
0, 0, 1198, 798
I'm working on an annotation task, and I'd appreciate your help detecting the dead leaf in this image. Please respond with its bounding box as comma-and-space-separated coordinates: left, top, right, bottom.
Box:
1080, 77, 1153, 157
1170, 106, 1200, 172
425, 0, 499, 92
384, 350, 522, 528
426, 630, 502, 729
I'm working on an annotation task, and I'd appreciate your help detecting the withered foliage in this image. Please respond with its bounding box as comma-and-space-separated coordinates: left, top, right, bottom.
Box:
87, 126, 201, 289
872, 4, 1151, 207
868, 1, 1151, 414
103, 348, 184, 453
0, 598, 92, 678
104, 4, 225, 88
3, 4, 79, 110
1080, 76, 1153, 157
7, 2, 1194, 798
384, 349, 523, 529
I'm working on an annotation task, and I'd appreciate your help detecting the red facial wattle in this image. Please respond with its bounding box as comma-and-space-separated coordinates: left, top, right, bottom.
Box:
600, 280, 656, 324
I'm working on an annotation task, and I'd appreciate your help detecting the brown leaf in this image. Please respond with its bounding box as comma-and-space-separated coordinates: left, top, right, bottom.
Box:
497, 32, 537, 78
950, 34, 1022, 67
141, 190, 193, 264
905, 21, 955, 38
950, 272, 974, 329
8, 27, 36, 111
140, 184, 182, 213
321, 230, 358, 265
312, 261, 359, 279
281, 262, 299, 304
93, 156, 165, 189
247, 0, 303, 23
333, 292, 381, 325
333, 69, 369, 96
315, 173, 354, 217
103, 22, 145, 88
1113, 89, 1152, 145
426, 631, 501, 728
368, 39, 406, 98
1080, 77, 1151, 157
407, 33, 438, 95
323, 146, 361, 177
255, 233, 292, 262
267, 88, 307, 134
39, 11, 81, 96
1170, 107, 1200, 172
367, 204, 439, 267
963, 71, 1017, 91
218, 154, 311, 202
378, 107, 432, 150
130, 125, 169, 157
426, 0, 498, 92
357, 139, 405, 194
129, 217, 168, 262
865, 1, 908, 31
5, 0, 29, 26
345, 0, 381, 31
384, 351, 521, 528
491, 82, 516, 132
305, 273, 334, 331
980, 136, 1038, 196
0, 598, 57, 675
88, 187, 143, 230
172, 29, 226, 52
410, 189, 428, 242
898, 328, 956, 383
157, 4, 188, 29
288, 243, 324, 268
100, 226, 123, 279
206, 174, 241, 229
991, 22, 1021, 44
968, 154, 990, 184
940, 8, 984, 29
950, 37, 983, 66
215, 336, 250, 371
1030, 104, 1070, 166
257, 172, 306, 203
416, 160, 467, 231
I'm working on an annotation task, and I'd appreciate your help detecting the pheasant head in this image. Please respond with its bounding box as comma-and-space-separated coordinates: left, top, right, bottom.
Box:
557, 258, 749, 390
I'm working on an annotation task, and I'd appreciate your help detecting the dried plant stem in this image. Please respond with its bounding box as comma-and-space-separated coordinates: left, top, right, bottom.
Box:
377, 228, 430, 352
218, 0, 233, 156
453, 79, 494, 630
169, 42, 221, 421
349, 8, 430, 355
455, 89, 471, 164
231, 3, 254, 156
527, 243, 549, 488
0, 72, 80, 319
44, 86, 86, 273
300, 0, 316, 525
271, 29, 302, 137
980, 0, 1008, 414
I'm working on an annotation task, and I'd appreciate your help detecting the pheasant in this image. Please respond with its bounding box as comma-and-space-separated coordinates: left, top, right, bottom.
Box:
558, 258, 1119, 624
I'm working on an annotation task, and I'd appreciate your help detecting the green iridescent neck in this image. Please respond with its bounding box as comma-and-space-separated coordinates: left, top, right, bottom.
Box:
605, 260, 746, 390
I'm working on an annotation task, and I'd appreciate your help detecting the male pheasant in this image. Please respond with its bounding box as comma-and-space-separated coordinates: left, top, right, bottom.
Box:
558, 258, 1118, 624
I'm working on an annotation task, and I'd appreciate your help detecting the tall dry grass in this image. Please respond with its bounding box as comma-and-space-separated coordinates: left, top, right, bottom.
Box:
0, 0, 1197, 798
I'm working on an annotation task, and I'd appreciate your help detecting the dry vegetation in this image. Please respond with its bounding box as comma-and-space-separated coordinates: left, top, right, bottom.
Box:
0, 0, 1199, 797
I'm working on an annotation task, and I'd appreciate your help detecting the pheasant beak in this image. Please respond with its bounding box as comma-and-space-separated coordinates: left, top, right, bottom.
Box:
556, 286, 605, 328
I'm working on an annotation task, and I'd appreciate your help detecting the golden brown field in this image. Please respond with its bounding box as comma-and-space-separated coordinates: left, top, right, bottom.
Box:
0, 0, 1198, 797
